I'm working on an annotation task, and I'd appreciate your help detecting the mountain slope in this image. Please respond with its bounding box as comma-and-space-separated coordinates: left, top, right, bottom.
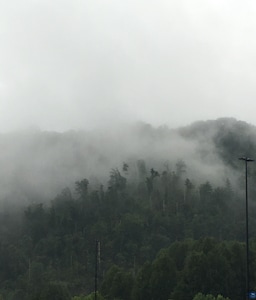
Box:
0, 117, 255, 207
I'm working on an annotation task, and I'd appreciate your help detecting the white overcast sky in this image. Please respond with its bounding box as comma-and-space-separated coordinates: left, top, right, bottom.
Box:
1, 0, 256, 132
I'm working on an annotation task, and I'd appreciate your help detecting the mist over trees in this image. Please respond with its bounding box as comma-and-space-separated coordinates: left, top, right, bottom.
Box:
1, 118, 256, 299
0, 117, 252, 207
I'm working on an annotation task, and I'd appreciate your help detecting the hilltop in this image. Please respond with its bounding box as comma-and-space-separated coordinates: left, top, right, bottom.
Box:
0, 117, 255, 300
0, 117, 255, 207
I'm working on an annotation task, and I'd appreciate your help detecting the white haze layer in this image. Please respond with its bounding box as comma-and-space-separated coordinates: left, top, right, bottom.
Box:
1, 1, 256, 131
0, 122, 240, 209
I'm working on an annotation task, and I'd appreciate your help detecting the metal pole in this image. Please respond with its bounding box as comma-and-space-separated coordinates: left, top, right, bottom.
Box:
95, 240, 98, 300
239, 157, 254, 300
245, 159, 249, 300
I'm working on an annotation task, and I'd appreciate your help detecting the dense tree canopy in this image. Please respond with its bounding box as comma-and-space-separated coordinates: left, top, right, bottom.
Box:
0, 118, 256, 299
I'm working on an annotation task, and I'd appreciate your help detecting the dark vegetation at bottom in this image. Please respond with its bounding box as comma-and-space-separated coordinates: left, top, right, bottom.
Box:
0, 158, 256, 300
2, 118, 256, 299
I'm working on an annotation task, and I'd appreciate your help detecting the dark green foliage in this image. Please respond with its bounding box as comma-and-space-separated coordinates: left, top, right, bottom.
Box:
149, 251, 176, 300
108, 169, 126, 191
132, 261, 152, 300
0, 161, 253, 299
39, 282, 70, 300
0, 162, 252, 300
75, 180, 89, 199
193, 293, 230, 300
3, 118, 256, 298
101, 265, 134, 300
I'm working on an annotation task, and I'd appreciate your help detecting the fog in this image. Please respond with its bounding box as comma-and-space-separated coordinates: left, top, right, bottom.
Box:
1, 1, 255, 207
0, 119, 244, 209
1, 1, 256, 132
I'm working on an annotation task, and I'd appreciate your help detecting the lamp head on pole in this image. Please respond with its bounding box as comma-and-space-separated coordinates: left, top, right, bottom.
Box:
239, 157, 254, 162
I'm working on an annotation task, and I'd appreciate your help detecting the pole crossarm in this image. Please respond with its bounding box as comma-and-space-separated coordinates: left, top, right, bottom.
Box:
239, 157, 254, 162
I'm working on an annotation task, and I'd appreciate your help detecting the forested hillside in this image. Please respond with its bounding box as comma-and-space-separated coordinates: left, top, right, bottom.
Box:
1, 118, 256, 299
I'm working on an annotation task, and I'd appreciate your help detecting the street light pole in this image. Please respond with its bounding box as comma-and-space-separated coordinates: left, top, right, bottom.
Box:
239, 157, 254, 300
95, 240, 99, 300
